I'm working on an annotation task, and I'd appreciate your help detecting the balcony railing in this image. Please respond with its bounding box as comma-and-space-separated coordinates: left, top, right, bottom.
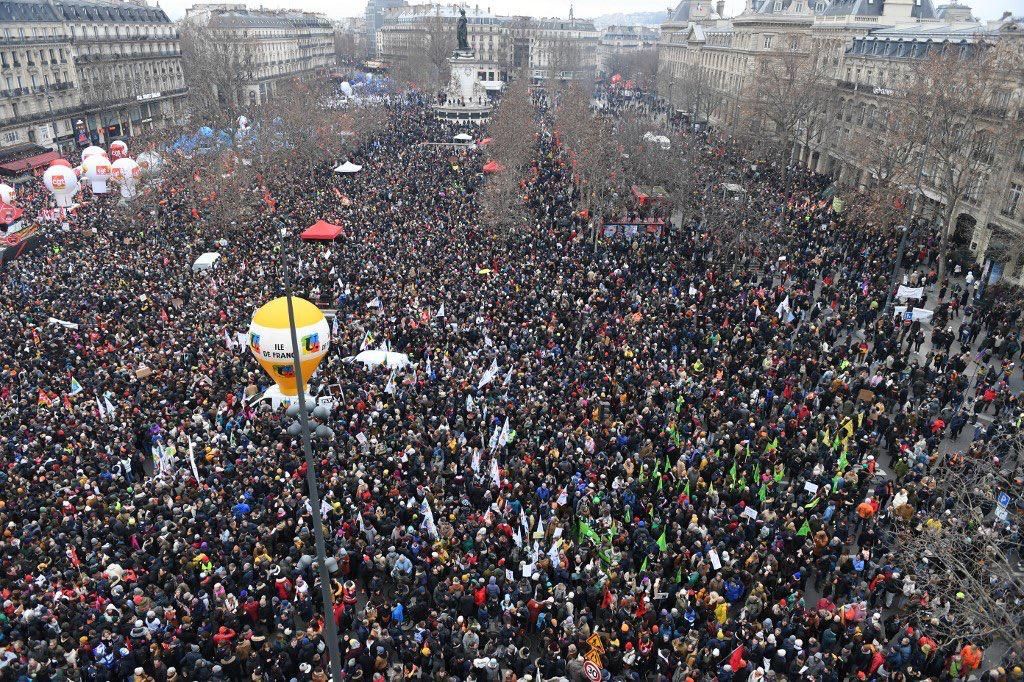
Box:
0, 35, 70, 45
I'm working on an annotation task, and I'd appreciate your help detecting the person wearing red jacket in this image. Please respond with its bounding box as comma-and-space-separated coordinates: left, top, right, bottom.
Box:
212, 626, 235, 645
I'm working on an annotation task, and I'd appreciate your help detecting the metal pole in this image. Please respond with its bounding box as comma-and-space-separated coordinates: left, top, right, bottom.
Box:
279, 226, 344, 682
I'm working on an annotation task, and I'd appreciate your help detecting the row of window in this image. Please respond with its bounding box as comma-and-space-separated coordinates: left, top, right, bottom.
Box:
0, 46, 68, 67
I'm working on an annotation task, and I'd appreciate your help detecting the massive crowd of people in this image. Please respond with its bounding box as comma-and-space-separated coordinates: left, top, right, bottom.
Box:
0, 84, 1022, 682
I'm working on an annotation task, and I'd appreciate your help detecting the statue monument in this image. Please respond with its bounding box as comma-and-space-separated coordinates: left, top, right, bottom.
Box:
432, 6, 493, 123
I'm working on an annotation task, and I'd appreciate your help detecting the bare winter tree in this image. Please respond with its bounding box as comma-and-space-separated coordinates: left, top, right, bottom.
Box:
889, 452, 1023, 655
604, 48, 659, 89
738, 50, 832, 191
179, 19, 257, 116
838, 92, 924, 230
553, 82, 621, 235
423, 9, 456, 89
480, 77, 537, 233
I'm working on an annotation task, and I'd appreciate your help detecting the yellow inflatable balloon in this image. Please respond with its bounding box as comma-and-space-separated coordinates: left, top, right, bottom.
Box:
249, 297, 330, 396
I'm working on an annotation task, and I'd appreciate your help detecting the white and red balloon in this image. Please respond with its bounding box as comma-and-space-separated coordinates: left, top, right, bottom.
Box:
81, 145, 106, 162
111, 157, 141, 199
82, 156, 113, 194
109, 140, 128, 161
42, 166, 80, 207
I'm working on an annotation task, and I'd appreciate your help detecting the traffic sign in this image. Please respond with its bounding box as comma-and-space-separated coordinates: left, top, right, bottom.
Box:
587, 633, 605, 654
997, 492, 1011, 508
583, 660, 601, 681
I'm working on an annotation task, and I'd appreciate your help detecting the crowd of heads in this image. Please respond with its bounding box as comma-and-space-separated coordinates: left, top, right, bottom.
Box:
0, 83, 1022, 682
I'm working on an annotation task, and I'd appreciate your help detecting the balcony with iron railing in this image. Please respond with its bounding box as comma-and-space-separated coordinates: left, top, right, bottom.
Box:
74, 49, 182, 63
0, 35, 71, 45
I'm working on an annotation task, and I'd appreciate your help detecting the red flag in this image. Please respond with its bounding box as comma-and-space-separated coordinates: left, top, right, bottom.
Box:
38, 389, 52, 407
160, 308, 169, 322
263, 189, 276, 212
62, 395, 73, 412
67, 547, 81, 567
728, 645, 746, 672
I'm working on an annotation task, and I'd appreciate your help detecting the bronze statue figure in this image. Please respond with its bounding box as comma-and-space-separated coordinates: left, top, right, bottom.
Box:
457, 8, 469, 51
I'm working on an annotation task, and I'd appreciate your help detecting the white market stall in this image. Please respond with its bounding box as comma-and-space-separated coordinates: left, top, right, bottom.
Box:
333, 161, 363, 174
192, 252, 221, 272
345, 350, 412, 369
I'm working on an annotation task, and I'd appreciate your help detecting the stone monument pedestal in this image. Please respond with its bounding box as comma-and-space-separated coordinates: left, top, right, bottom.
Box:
432, 49, 493, 124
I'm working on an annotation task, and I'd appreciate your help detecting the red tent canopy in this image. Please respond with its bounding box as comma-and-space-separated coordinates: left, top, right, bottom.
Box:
301, 220, 344, 241
482, 160, 504, 175
479, 138, 493, 146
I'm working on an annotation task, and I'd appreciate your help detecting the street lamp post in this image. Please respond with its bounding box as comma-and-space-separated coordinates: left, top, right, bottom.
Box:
277, 223, 344, 682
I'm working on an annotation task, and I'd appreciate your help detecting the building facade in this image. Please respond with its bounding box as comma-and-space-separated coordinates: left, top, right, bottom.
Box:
365, 0, 407, 57
517, 16, 599, 83
0, 0, 186, 161
597, 25, 660, 74
798, 19, 1024, 283
184, 4, 333, 106
375, 5, 598, 85
657, 0, 1024, 282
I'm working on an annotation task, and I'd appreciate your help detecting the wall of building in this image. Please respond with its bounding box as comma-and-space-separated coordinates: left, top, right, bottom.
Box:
0, 0, 186, 155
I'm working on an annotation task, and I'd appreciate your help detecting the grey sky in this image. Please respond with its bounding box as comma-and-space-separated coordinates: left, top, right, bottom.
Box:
158, 0, 1017, 22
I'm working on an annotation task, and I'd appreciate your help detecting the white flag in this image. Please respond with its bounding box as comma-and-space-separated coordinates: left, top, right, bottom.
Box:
471, 448, 481, 473
436, 303, 445, 318
95, 393, 106, 420
478, 358, 499, 389
187, 437, 201, 483
332, 315, 339, 337
466, 394, 475, 413
223, 328, 234, 350
503, 368, 514, 387
497, 418, 511, 447
359, 330, 371, 351
420, 498, 438, 539
367, 297, 381, 309
103, 394, 117, 418
490, 457, 501, 488
488, 424, 501, 450
384, 369, 397, 395
775, 296, 790, 318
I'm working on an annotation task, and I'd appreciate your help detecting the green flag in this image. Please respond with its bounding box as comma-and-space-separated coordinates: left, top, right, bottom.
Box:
766, 437, 779, 453
804, 496, 821, 509
758, 483, 767, 501
579, 521, 601, 543
753, 461, 761, 482
657, 475, 663, 493
657, 530, 668, 552
664, 453, 672, 471
729, 461, 738, 483
837, 449, 849, 472
683, 480, 691, 497
745, 443, 750, 460
640, 556, 648, 572
796, 520, 811, 537
674, 565, 682, 583
774, 465, 784, 482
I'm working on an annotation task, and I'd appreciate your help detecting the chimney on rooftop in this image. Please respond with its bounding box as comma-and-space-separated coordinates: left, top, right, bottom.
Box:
716, 0, 725, 15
